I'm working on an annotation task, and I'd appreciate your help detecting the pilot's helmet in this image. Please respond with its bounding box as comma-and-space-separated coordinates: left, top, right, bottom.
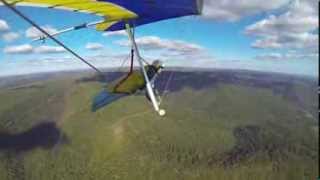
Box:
152, 60, 163, 69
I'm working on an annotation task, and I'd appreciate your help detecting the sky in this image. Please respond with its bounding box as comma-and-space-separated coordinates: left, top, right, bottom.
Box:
0, 0, 318, 77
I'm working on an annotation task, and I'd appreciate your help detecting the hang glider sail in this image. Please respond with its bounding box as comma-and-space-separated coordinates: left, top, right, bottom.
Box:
1, 0, 203, 116
3, 0, 203, 31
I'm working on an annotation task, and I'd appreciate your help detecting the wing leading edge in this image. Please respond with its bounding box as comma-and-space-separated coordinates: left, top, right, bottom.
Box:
3, 0, 203, 31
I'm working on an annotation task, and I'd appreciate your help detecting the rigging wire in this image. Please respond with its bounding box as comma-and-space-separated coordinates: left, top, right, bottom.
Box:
158, 71, 174, 105
1, 0, 104, 77
140, 57, 151, 66
157, 16, 194, 105
117, 53, 131, 72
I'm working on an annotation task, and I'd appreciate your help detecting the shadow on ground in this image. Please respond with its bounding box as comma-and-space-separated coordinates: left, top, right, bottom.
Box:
0, 122, 69, 153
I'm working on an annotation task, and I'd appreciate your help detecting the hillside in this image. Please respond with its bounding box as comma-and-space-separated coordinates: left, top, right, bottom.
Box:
0, 70, 318, 180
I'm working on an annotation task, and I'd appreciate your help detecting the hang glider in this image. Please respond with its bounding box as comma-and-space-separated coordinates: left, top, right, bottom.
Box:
1, 0, 203, 116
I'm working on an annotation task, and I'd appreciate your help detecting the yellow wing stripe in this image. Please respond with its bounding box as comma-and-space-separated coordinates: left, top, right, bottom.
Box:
96, 21, 116, 31
6, 0, 137, 21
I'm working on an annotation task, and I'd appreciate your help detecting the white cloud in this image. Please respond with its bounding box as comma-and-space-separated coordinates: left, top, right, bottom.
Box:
115, 36, 204, 54
256, 50, 319, 61
245, 14, 317, 36
103, 30, 127, 37
251, 37, 283, 49
3, 44, 33, 54
34, 45, 66, 54
1, 32, 20, 42
245, 0, 318, 59
25, 25, 58, 39
3, 44, 66, 54
256, 53, 283, 60
203, 0, 290, 21
85, 42, 104, 50
0, 19, 9, 31
250, 31, 318, 51
114, 36, 212, 66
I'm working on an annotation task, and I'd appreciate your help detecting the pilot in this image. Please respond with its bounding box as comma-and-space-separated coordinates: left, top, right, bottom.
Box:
108, 60, 164, 94
92, 60, 164, 112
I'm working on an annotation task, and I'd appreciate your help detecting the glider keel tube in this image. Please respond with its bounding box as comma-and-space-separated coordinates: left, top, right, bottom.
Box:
125, 23, 166, 117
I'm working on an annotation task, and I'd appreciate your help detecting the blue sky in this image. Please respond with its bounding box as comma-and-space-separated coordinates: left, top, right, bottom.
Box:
0, 0, 318, 77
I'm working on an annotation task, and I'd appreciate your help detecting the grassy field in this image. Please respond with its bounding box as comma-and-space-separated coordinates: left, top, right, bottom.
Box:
0, 72, 318, 180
